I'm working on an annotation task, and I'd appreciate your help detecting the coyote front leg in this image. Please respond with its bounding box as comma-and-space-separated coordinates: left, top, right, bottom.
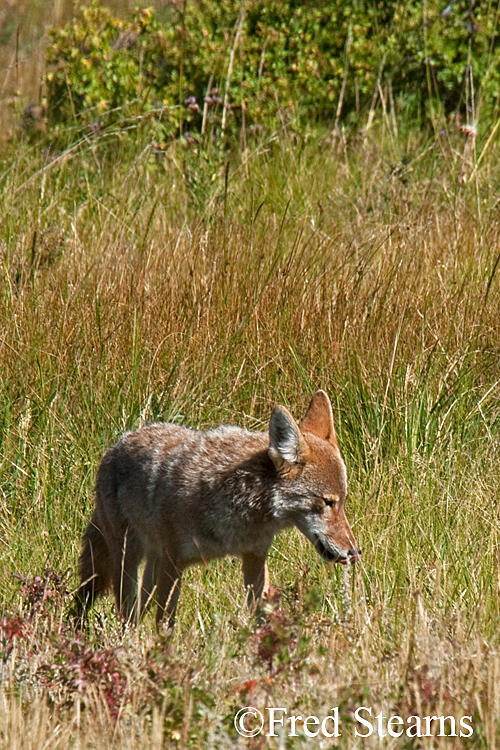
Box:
242, 552, 270, 606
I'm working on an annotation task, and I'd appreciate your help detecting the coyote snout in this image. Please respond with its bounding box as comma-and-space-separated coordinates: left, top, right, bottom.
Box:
77, 390, 360, 631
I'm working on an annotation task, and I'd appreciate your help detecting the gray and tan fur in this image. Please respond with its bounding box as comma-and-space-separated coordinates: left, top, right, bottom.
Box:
77, 390, 361, 630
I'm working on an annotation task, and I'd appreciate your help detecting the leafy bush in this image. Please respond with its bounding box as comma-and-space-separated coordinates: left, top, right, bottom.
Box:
45, 3, 183, 143
44, 0, 500, 143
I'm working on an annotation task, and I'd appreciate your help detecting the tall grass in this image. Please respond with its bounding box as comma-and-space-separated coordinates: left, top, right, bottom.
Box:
1, 121, 500, 747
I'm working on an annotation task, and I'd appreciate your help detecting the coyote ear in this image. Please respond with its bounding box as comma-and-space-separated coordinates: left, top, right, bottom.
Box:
268, 405, 309, 470
301, 390, 337, 446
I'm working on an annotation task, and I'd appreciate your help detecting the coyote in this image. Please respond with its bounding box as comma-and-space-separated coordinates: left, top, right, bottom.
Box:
77, 390, 360, 630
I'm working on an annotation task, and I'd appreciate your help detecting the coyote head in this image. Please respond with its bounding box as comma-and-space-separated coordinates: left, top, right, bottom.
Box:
268, 390, 360, 565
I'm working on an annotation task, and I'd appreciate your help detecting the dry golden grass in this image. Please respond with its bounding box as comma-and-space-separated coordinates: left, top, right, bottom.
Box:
0, 68, 500, 746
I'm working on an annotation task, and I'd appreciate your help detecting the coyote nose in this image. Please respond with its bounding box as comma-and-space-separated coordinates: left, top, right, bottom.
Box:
348, 548, 361, 562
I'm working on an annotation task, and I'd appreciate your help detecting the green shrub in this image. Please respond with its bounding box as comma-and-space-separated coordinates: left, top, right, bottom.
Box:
44, 0, 500, 143
45, 3, 184, 143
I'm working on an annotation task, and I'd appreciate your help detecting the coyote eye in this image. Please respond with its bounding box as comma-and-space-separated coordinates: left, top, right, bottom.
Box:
323, 495, 338, 507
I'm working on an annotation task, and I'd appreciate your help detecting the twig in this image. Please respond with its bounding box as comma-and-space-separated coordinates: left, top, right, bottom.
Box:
221, 1, 246, 137
334, 30, 352, 131
365, 55, 385, 132
201, 73, 214, 136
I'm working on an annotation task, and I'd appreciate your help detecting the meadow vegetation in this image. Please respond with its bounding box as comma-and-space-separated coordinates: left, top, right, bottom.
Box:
1, 1, 500, 748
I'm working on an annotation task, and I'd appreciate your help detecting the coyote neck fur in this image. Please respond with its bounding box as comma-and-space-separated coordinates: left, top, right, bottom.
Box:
137, 423, 289, 529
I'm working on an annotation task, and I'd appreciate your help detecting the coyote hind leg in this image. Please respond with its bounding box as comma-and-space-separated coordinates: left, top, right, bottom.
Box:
154, 554, 183, 633
75, 513, 112, 619
110, 527, 143, 626
139, 554, 159, 618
